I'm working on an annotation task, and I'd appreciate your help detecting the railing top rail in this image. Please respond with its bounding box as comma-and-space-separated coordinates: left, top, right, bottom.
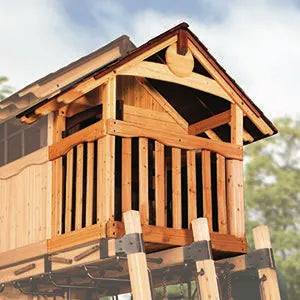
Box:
107, 119, 243, 160
49, 120, 105, 161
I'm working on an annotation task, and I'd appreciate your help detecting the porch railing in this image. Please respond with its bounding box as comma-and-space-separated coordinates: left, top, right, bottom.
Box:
50, 119, 243, 237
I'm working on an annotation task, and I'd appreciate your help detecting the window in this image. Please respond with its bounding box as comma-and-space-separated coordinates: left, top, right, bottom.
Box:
0, 116, 48, 167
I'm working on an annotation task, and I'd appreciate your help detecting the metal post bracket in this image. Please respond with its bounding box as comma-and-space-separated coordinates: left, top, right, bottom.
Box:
183, 240, 213, 262
246, 248, 275, 270
115, 233, 145, 255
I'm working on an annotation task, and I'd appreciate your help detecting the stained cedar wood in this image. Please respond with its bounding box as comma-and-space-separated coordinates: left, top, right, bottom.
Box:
187, 150, 197, 228
192, 218, 221, 300
85, 142, 94, 226
189, 110, 231, 135
122, 138, 132, 213
65, 149, 74, 233
107, 119, 243, 160
120, 61, 232, 102
52, 113, 65, 237
75, 144, 84, 230
155, 141, 166, 227
139, 138, 149, 224
202, 150, 213, 232
49, 120, 105, 161
106, 221, 247, 254
172, 148, 182, 229
216, 154, 227, 234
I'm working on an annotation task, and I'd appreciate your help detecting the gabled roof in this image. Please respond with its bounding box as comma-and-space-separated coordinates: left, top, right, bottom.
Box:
2, 23, 277, 142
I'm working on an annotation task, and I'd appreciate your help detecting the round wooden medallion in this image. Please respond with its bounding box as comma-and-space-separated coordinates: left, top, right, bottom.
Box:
165, 43, 194, 78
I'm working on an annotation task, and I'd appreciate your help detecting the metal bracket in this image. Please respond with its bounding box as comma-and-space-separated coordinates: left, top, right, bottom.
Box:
115, 233, 145, 255
246, 248, 275, 270
100, 238, 109, 259
183, 241, 212, 262
44, 254, 52, 273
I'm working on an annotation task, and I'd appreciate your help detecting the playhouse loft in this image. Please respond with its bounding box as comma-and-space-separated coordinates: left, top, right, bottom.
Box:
0, 23, 278, 295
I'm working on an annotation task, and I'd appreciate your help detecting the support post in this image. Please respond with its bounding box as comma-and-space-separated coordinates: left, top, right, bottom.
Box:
253, 226, 281, 300
123, 210, 152, 300
192, 218, 220, 300
227, 104, 245, 238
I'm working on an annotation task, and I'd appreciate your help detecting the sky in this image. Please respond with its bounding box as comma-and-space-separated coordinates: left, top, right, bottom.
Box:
1, 0, 300, 119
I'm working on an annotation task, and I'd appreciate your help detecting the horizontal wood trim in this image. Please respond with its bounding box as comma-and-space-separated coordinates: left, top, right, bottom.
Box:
0, 147, 49, 180
189, 110, 231, 135
107, 221, 247, 254
49, 120, 105, 161
47, 223, 106, 254
120, 61, 233, 102
107, 119, 243, 160
0, 240, 47, 269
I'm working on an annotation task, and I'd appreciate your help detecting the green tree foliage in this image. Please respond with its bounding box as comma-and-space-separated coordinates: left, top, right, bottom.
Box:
245, 117, 300, 300
0, 76, 13, 101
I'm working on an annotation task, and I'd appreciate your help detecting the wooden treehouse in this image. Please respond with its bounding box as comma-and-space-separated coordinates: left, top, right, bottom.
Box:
0, 23, 281, 299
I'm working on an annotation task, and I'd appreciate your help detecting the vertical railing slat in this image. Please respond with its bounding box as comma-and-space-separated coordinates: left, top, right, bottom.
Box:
86, 142, 94, 227
172, 148, 182, 229
122, 138, 132, 213
202, 150, 213, 232
187, 150, 197, 228
139, 138, 149, 224
65, 149, 74, 233
52, 157, 63, 236
155, 141, 165, 227
75, 144, 84, 230
216, 154, 227, 234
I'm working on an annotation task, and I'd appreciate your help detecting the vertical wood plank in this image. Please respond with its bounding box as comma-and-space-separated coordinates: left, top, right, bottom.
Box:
187, 150, 197, 228
86, 142, 94, 227
75, 144, 84, 230
122, 138, 132, 213
172, 148, 182, 229
253, 226, 281, 300
139, 138, 149, 224
123, 210, 152, 300
155, 141, 165, 227
192, 218, 220, 300
202, 150, 213, 232
65, 149, 74, 233
51, 112, 65, 237
216, 154, 227, 234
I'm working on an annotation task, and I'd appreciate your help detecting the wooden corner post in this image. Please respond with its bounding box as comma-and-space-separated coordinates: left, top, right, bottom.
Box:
192, 218, 220, 300
253, 225, 281, 300
97, 77, 116, 223
227, 103, 245, 238
123, 210, 152, 300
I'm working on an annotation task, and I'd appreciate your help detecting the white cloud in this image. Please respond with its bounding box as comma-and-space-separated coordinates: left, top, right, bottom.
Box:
0, 0, 91, 89
1, 0, 299, 119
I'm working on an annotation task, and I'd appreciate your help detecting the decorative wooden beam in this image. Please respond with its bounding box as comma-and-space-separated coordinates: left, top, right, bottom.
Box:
107, 119, 243, 160
120, 61, 233, 102
189, 110, 231, 135
48, 120, 105, 161
177, 29, 188, 55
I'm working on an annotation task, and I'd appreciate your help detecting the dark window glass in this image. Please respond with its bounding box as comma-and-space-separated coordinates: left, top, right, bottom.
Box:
24, 126, 41, 155
7, 133, 22, 163
0, 124, 4, 140
0, 141, 4, 167
7, 119, 24, 136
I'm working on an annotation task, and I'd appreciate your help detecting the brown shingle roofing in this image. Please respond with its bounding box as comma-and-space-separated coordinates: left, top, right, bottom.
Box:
0, 35, 135, 123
